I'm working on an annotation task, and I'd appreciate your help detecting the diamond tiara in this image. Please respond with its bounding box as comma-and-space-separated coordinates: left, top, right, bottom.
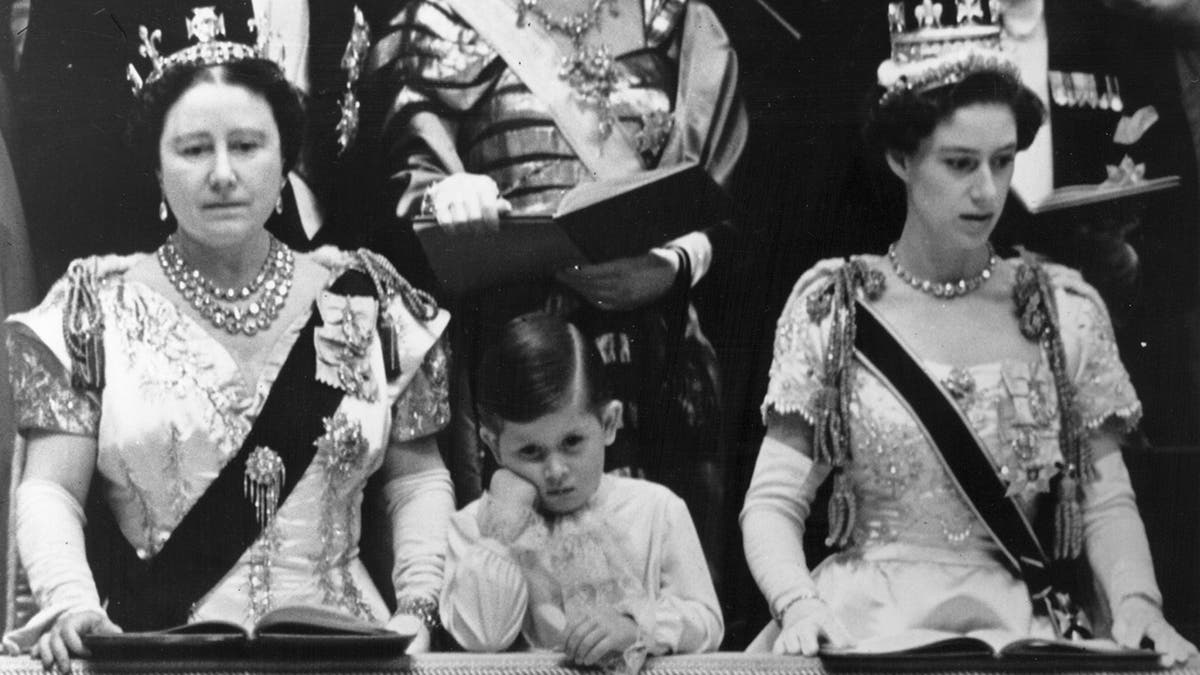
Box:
877, 1, 1020, 105
126, 6, 280, 95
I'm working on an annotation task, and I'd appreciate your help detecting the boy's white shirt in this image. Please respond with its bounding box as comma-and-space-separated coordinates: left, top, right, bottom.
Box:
440, 474, 724, 655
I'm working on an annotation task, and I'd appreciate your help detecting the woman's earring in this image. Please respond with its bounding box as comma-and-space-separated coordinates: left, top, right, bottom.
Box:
275, 194, 284, 215
159, 197, 169, 222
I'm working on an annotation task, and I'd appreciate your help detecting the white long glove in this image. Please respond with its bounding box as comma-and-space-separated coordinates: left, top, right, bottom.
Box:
383, 467, 454, 635
3, 479, 104, 654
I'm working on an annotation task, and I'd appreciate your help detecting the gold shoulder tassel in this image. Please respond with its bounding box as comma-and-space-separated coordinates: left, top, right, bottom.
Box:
354, 250, 439, 379
805, 259, 884, 548
1014, 256, 1088, 560
63, 259, 105, 391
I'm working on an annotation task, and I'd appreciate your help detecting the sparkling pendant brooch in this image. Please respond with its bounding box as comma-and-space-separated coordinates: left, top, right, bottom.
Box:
244, 446, 285, 527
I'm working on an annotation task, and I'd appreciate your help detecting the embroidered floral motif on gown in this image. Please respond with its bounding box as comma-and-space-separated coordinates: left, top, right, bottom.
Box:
6, 249, 450, 629
759, 257, 1142, 640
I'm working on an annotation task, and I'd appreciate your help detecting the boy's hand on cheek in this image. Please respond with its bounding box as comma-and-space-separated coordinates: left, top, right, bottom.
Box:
481, 469, 541, 543
489, 468, 540, 509
563, 606, 640, 666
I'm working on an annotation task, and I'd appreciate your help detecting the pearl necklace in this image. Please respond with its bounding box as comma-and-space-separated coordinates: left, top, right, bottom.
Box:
888, 242, 998, 299
158, 235, 294, 336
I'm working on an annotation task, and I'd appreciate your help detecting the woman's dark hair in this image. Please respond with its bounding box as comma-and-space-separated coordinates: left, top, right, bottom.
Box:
130, 58, 306, 174
864, 70, 1046, 156
477, 313, 612, 429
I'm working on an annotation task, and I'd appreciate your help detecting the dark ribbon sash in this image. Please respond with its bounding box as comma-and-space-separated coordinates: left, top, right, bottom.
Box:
88, 272, 376, 630
852, 300, 1077, 636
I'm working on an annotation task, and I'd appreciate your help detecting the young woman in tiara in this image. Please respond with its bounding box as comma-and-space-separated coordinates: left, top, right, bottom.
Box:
740, 5, 1195, 664
3, 11, 453, 671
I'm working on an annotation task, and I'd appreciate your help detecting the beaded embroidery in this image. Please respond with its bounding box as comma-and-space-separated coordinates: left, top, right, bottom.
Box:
6, 330, 99, 435
769, 256, 1102, 559
311, 413, 376, 620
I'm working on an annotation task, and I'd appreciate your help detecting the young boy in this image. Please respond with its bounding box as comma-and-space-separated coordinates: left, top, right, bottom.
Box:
439, 313, 724, 672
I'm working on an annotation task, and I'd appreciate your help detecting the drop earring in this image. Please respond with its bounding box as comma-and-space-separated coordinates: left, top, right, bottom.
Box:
159, 197, 169, 222
275, 194, 284, 215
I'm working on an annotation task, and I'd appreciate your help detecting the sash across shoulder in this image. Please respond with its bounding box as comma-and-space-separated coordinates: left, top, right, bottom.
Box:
89, 271, 378, 630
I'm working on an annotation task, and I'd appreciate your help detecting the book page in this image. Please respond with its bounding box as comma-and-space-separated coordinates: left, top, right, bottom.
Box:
822, 628, 982, 655
995, 633, 1135, 657
254, 604, 399, 637
554, 162, 697, 216
963, 628, 1031, 655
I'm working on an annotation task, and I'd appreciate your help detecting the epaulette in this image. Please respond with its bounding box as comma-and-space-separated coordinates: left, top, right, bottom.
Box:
801, 257, 883, 549
62, 258, 109, 392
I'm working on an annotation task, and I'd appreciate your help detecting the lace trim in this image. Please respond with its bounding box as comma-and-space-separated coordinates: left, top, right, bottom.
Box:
761, 391, 820, 427
6, 328, 99, 436
1083, 402, 1143, 434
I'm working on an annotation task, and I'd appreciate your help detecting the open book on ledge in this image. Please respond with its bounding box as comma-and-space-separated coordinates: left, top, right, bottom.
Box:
82, 605, 414, 659
820, 628, 1158, 671
414, 161, 731, 295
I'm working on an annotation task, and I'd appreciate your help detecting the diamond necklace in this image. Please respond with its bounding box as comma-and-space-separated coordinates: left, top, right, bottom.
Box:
517, 0, 621, 136
888, 241, 998, 299
158, 235, 294, 335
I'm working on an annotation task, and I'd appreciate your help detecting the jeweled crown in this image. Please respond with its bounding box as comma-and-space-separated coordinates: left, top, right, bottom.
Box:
126, 4, 282, 94
877, 0, 1019, 104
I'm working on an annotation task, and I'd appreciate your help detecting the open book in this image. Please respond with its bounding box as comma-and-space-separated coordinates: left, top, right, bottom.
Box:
82, 605, 414, 659
413, 161, 730, 295
820, 628, 1158, 671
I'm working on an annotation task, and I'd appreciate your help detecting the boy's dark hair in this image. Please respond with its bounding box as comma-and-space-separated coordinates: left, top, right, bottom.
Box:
130, 58, 306, 175
477, 313, 612, 430
864, 70, 1046, 156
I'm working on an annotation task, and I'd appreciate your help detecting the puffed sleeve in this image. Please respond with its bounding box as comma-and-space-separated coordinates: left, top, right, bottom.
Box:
6, 327, 98, 437
761, 259, 844, 424
1051, 265, 1141, 434
390, 336, 450, 443
439, 498, 533, 652
361, 0, 501, 218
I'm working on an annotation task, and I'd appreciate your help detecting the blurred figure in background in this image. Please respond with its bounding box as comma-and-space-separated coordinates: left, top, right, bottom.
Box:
360, 0, 747, 586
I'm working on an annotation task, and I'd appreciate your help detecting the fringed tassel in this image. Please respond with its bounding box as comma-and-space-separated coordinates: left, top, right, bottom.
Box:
825, 470, 856, 548
62, 260, 105, 391
353, 250, 439, 379
1017, 256, 1089, 560
1054, 469, 1083, 560
808, 261, 883, 549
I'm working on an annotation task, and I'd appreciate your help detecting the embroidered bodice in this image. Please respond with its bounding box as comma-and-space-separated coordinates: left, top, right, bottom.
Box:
7, 248, 450, 626
763, 256, 1140, 554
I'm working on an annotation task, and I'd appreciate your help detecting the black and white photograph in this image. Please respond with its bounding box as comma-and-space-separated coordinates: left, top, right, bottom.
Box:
2, 1, 1200, 673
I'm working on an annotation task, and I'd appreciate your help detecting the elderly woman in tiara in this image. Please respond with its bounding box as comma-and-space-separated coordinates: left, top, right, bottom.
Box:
740, 1, 1195, 664
3, 6, 454, 671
